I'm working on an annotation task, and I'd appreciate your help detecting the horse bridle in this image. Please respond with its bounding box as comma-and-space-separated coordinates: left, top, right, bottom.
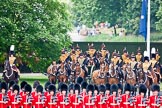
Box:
4, 61, 13, 79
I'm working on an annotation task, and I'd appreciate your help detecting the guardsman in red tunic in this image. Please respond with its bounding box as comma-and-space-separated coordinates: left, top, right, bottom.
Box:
20, 81, 28, 98
149, 84, 162, 108
21, 84, 33, 108
96, 85, 106, 108
44, 81, 51, 97
71, 83, 82, 108
135, 84, 148, 108
121, 83, 134, 108
84, 84, 95, 108
105, 83, 111, 108
33, 85, 45, 108
94, 85, 99, 108
58, 83, 70, 108
56, 82, 63, 98
45, 84, 58, 108
117, 83, 123, 108
7, 80, 16, 98
108, 84, 119, 108
80, 81, 88, 108
31, 81, 40, 98
10, 84, 22, 108
0, 82, 8, 108
68, 83, 74, 107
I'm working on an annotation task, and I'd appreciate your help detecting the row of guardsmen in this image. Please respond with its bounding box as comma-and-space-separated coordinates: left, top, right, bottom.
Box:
0, 78, 162, 108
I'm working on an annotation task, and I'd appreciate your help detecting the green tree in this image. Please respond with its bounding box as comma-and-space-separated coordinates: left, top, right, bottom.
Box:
0, 0, 72, 72
156, 1, 162, 31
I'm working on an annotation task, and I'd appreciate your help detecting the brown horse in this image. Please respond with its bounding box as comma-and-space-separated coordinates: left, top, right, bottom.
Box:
57, 62, 68, 83
75, 62, 85, 78
92, 63, 107, 85
47, 63, 57, 84
107, 63, 119, 85
125, 64, 136, 86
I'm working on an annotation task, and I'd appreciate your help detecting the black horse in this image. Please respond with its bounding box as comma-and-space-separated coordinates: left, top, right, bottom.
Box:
2, 60, 19, 84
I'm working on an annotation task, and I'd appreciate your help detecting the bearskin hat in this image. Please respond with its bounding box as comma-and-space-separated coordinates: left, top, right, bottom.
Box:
48, 84, 56, 94
105, 83, 111, 90
44, 81, 51, 91
13, 84, 19, 93
86, 84, 94, 93
74, 83, 80, 93
124, 83, 131, 92
61, 83, 68, 92
94, 85, 99, 92
68, 83, 74, 91
151, 84, 160, 92
25, 84, 32, 93
20, 81, 27, 90
33, 81, 40, 89
9, 80, 16, 89
110, 84, 118, 93
76, 77, 84, 84
0, 82, 8, 90
99, 85, 106, 93
117, 83, 123, 91
36, 85, 43, 93
81, 81, 88, 89
139, 84, 147, 94
58, 82, 63, 91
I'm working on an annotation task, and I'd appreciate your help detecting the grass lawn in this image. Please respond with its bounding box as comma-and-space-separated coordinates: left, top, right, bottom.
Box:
84, 32, 162, 42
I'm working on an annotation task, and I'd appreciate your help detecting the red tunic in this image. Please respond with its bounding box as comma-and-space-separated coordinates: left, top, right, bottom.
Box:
44, 91, 49, 97
121, 94, 134, 108
107, 95, 119, 108
21, 94, 33, 108
20, 91, 26, 97
45, 95, 58, 108
10, 94, 22, 108
149, 95, 161, 108
80, 92, 86, 108
105, 94, 110, 108
135, 95, 148, 108
0, 93, 8, 108
84, 95, 95, 108
31, 91, 36, 98
96, 94, 106, 108
58, 94, 70, 108
71, 94, 82, 108
33, 95, 45, 108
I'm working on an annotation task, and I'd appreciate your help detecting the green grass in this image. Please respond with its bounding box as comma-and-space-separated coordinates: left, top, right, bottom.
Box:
84, 32, 162, 42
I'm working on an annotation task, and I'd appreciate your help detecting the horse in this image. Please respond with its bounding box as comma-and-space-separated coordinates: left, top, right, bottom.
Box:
125, 64, 136, 86
107, 63, 119, 85
57, 62, 68, 83
92, 63, 107, 85
2, 60, 19, 84
75, 62, 85, 78
47, 63, 57, 84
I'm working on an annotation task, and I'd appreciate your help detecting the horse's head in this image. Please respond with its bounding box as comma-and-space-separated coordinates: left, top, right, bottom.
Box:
100, 63, 105, 72
4, 60, 10, 71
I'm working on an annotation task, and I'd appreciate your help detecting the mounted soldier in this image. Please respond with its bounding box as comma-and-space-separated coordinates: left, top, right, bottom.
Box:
122, 47, 127, 63
87, 43, 96, 58
136, 47, 143, 63
75, 44, 81, 58
150, 48, 161, 83
3, 45, 20, 83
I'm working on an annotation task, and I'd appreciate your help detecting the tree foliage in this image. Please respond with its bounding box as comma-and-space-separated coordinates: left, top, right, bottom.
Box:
72, 0, 160, 34
156, 1, 162, 31
0, 0, 72, 72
